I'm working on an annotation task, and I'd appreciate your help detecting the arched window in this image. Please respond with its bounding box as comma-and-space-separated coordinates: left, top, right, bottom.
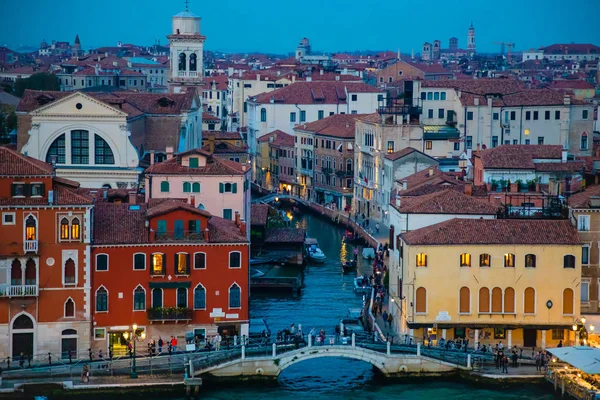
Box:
479, 253, 491, 267
581, 132, 588, 150
525, 254, 536, 268
13, 314, 34, 329
460, 253, 471, 267
152, 288, 163, 308
94, 134, 114, 164
177, 287, 187, 308
229, 283, 241, 308
183, 182, 191, 193
491, 287, 503, 313
504, 253, 515, 268
133, 286, 145, 311
160, 181, 170, 192
192, 182, 200, 193
189, 53, 197, 71
504, 287, 515, 314
71, 218, 80, 240
64, 298, 75, 317
229, 251, 241, 268
479, 287, 490, 313
194, 284, 206, 309
25, 259, 36, 285
60, 218, 69, 240
46, 133, 66, 164
64, 258, 76, 284
564, 255, 576, 269
415, 287, 427, 313
260, 108, 267, 122
416, 253, 427, 267
459, 287, 470, 314
178, 53, 187, 71
524, 287, 535, 314
346, 158, 352, 172
96, 287, 108, 312
563, 288, 574, 315
11, 259, 22, 285
71, 130, 89, 164
25, 215, 37, 241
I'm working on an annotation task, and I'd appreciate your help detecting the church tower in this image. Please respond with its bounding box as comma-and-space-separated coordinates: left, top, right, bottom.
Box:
467, 22, 476, 54
167, 3, 206, 94
72, 34, 81, 57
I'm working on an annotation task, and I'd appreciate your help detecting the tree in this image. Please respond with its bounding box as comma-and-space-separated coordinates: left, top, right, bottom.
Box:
14, 73, 59, 97
6, 111, 17, 133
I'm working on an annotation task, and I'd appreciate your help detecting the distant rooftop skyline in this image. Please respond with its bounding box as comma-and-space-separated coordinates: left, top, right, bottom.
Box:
1, 0, 599, 55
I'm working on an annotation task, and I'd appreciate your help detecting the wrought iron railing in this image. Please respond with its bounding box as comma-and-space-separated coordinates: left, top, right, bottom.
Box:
147, 307, 193, 321
154, 230, 205, 242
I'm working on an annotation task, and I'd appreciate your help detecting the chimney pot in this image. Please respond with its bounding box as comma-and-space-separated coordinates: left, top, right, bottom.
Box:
235, 211, 240, 226
166, 146, 174, 160
428, 167, 434, 177
204, 228, 210, 242
150, 150, 155, 165
239, 218, 247, 235
464, 183, 472, 196
128, 191, 137, 204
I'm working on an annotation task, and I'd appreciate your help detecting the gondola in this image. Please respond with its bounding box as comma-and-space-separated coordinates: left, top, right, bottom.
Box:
342, 259, 357, 272
343, 229, 361, 243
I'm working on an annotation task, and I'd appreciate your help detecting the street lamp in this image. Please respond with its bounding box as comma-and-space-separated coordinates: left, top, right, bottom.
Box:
124, 323, 146, 379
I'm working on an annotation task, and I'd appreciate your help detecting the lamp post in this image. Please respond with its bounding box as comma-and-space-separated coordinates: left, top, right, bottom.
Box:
123, 323, 146, 379
572, 318, 588, 346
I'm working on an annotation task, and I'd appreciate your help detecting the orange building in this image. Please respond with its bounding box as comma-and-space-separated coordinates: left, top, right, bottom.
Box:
91, 198, 249, 354
0, 147, 93, 360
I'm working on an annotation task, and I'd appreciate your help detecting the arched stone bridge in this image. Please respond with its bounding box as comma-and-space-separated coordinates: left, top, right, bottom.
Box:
251, 193, 309, 206
191, 344, 463, 379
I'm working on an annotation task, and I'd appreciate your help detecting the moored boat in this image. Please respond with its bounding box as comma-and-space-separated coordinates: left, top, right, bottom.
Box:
354, 275, 371, 293
342, 259, 357, 272
307, 246, 327, 263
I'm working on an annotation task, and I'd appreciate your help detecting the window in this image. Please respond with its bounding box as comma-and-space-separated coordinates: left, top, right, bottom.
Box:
94, 135, 114, 164
427, 92, 433, 100
425, 141, 432, 150
510, 111, 516, 120
152, 288, 163, 308
538, 137, 544, 145
220, 182, 236, 193
563, 288, 574, 315
175, 253, 190, 275
192, 182, 200, 193
387, 141, 394, 153
504, 287, 515, 314
581, 133, 588, 150
2, 212, 15, 225
440, 92, 446, 100
133, 253, 145, 270
415, 253, 427, 267
493, 112, 499, 120
491, 287, 502, 313
133, 286, 145, 310
578, 215, 590, 231
318, 110, 324, 120
524, 287, 535, 314
194, 284, 206, 309
552, 329, 564, 340
194, 252, 206, 269
69, 217, 80, 240
428, 109, 434, 118
300, 111, 306, 122
229, 283, 241, 308
96, 254, 108, 271
290, 112, 296, 122
177, 287, 187, 308
223, 209, 233, 220
25, 215, 36, 240
545, 111, 550, 120
71, 130, 89, 164
583, 110, 589, 119
64, 298, 75, 318
525, 111, 531, 120
466, 136, 472, 149
525, 139, 530, 145
479, 253, 491, 267
525, 254, 536, 268
438, 109, 444, 119
533, 111, 538, 120
492, 136, 498, 148
229, 251, 241, 268
555, 110, 560, 119
94, 328, 106, 340
459, 287, 470, 314
460, 253, 471, 267
189, 157, 199, 168
479, 287, 490, 313
433, 92, 439, 100
160, 181, 170, 192
96, 287, 108, 312
415, 287, 427, 313
183, 182, 191, 193
351, 94, 357, 101
46, 134, 66, 164
453, 142, 460, 151
581, 281, 590, 302
152, 253, 165, 275
467, 111, 473, 120
563, 255, 575, 269
583, 245, 590, 265
61, 218, 69, 239
504, 253, 515, 268
260, 108, 267, 122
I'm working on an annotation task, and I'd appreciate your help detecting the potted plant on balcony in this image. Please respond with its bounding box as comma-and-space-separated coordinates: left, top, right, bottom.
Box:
515, 179, 527, 192
491, 179, 498, 191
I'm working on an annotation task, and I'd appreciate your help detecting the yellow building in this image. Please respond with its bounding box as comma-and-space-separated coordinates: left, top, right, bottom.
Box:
391, 218, 582, 349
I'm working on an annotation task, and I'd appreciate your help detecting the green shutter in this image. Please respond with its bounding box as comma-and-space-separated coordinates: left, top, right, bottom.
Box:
160, 181, 169, 192
192, 182, 200, 193
219, 182, 224, 193
183, 182, 191, 192
195, 220, 201, 233
189, 157, 199, 168
232, 183, 237, 193
157, 220, 167, 234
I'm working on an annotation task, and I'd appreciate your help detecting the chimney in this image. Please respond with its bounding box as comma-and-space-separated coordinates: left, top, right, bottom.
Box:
256, 74, 260, 82
307, 76, 312, 82
395, 196, 401, 208
128, 191, 137, 204
428, 167, 434, 177
401, 179, 408, 191
204, 227, 210, 242
166, 146, 174, 160
563, 95, 571, 106
292, 75, 296, 83
190, 195, 195, 207
150, 150, 155, 165
234, 211, 240, 226
474, 97, 479, 106
562, 149, 568, 163
487, 97, 492, 107
320, 69, 324, 75
239, 218, 247, 235
464, 183, 472, 196
335, 75, 340, 81
457, 90, 462, 98
208, 133, 215, 154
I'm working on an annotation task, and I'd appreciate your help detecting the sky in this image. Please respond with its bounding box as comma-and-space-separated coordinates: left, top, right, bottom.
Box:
1, 0, 599, 55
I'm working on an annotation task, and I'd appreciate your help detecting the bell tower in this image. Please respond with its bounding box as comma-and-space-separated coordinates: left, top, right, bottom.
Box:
167, 1, 206, 94
467, 21, 476, 55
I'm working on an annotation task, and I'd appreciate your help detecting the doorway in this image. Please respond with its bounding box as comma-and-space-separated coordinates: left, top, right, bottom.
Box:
12, 314, 35, 358
523, 329, 537, 348
61, 329, 78, 359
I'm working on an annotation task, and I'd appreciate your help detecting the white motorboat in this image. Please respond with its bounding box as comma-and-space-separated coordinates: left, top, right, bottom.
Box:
307, 246, 327, 263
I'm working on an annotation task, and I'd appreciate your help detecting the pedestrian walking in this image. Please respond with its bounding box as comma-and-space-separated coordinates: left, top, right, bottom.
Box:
171, 336, 178, 352
382, 311, 388, 326
215, 333, 222, 351
502, 356, 509, 374
158, 337, 163, 354
375, 223, 380, 233
81, 364, 90, 383
535, 351, 541, 371
557, 340, 563, 348
387, 313, 393, 329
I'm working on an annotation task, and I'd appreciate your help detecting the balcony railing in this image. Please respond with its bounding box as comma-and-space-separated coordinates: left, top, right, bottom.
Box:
147, 307, 193, 322
336, 169, 353, 177
154, 230, 205, 243
378, 104, 423, 115
0, 284, 39, 297
24, 240, 38, 253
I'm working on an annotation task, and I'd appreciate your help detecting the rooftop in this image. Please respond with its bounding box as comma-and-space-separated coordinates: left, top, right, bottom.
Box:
251, 204, 270, 226
264, 228, 306, 243
295, 113, 366, 139
393, 189, 498, 215
477, 145, 564, 169
145, 149, 247, 176
251, 81, 381, 105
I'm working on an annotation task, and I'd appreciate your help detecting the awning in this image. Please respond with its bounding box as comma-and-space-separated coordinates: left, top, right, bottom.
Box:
547, 346, 600, 374
149, 282, 191, 289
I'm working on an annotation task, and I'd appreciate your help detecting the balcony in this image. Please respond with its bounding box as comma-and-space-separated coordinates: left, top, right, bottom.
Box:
147, 307, 193, 323
153, 230, 205, 243
378, 98, 422, 116
24, 240, 38, 253
0, 284, 39, 297
336, 169, 353, 178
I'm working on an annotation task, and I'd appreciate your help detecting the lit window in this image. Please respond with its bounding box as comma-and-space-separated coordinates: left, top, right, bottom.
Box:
504, 253, 515, 268
60, 218, 70, 239
425, 141, 432, 150
152, 253, 165, 275
416, 253, 427, 267
525, 254, 536, 268
460, 253, 471, 267
175, 253, 189, 275
71, 218, 80, 240
25, 216, 36, 240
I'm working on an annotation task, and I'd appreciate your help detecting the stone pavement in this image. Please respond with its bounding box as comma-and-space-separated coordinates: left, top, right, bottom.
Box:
476, 363, 546, 377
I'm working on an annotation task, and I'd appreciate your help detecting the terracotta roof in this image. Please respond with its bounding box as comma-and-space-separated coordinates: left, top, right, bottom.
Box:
569, 186, 600, 208
541, 44, 600, 55
534, 161, 586, 173
356, 113, 382, 124
549, 80, 595, 90
207, 216, 247, 243
203, 141, 247, 154
251, 81, 381, 105
145, 150, 247, 175
93, 203, 148, 244
204, 75, 229, 90
0, 146, 54, 176
401, 219, 580, 246
478, 145, 563, 169
405, 61, 452, 74
202, 112, 221, 122
204, 131, 243, 141
393, 189, 498, 215
257, 130, 295, 147
399, 167, 460, 190
295, 113, 366, 139
264, 228, 306, 243
251, 204, 269, 226
147, 199, 211, 218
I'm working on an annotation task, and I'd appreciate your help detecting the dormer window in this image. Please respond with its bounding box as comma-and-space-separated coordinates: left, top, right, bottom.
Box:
189, 157, 199, 168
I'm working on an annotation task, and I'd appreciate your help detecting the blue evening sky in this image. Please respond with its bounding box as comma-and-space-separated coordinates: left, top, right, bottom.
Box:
1, 0, 599, 54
